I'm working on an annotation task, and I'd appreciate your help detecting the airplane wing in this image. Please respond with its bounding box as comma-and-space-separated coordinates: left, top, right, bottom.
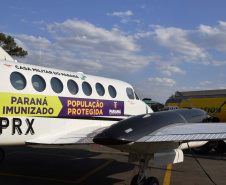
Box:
93, 109, 226, 146
26, 126, 107, 145
137, 123, 226, 142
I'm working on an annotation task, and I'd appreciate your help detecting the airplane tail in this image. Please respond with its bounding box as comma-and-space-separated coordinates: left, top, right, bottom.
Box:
0, 46, 16, 62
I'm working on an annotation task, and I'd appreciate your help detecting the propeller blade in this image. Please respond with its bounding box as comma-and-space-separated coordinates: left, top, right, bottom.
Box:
210, 100, 226, 118
176, 91, 194, 108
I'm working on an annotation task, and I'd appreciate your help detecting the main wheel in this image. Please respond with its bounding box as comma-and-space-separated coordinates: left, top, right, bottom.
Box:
145, 177, 159, 185
131, 174, 146, 185
0, 148, 5, 162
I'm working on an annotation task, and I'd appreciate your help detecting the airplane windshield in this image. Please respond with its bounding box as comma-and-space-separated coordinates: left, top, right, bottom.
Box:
134, 91, 139, 100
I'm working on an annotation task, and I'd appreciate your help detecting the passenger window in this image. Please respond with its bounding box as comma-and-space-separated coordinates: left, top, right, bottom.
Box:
96, 83, 105, 96
126, 88, 135, 99
67, 80, 79, 95
32, 75, 46, 92
10, 72, 26, 90
51, 77, 63, 93
108, 85, 117, 98
82, 82, 92, 96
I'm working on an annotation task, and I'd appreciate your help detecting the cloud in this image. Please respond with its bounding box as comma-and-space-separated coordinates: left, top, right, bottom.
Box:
148, 77, 176, 87
199, 21, 226, 53
199, 81, 212, 85
140, 4, 147, 9
212, 60, 226, 66
135, 78, 176, 103
33, 20, 45, 24
107, 10, 133, 17
12, 18, 154, 74
106, 10, 138, 23
152, 26, 207, 59
13, 34, 51, 51
20, 19, 27, 23
133, 31, 153, 39
47, 19, 139, 53
158, 65, 186, 76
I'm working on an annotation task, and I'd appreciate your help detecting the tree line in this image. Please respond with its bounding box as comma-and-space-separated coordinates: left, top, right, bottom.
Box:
0, 33, 28, 58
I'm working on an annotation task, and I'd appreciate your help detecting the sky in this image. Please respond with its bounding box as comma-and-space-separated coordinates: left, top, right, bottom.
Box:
1, 0, 226, 103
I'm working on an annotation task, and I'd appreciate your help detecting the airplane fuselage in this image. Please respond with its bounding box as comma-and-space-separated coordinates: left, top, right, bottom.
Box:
0, 60, 152, 145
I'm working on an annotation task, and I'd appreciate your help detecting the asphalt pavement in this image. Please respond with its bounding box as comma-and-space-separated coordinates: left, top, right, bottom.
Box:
0, 145, 225, 185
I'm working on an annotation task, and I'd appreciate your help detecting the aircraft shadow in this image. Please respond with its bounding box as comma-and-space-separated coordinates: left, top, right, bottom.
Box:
0, 146, 135, 185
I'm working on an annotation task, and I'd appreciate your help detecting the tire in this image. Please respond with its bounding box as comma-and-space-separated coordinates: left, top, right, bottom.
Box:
192, 142, 211, 154
131, 174, 146, 185
0, 148, 5, 162
215, 141, 226, 153
145, 177, 159, 185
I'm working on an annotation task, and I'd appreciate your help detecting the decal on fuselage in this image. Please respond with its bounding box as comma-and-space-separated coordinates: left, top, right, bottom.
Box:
0, 117, 35, 135
15, 65, 79, 78
58, 97, 124, 117
0, 92, 124, 117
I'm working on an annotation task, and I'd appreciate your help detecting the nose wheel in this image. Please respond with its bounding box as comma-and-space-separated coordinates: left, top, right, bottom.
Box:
130, 156, 159, 185
0, 148, 5, 162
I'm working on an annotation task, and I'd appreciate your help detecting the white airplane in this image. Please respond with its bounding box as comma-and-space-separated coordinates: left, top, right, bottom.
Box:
1, 48, 226, 185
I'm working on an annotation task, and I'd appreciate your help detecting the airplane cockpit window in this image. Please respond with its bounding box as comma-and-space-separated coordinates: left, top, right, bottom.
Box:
67, 79, 79, 95
51, 77, 63, 93
10, 72, 26, 90
126, 88, 135, 99
82, 82, 92, 96
108, 85, 117, 98
96, 83, 105, 96
32, 75, 46, 92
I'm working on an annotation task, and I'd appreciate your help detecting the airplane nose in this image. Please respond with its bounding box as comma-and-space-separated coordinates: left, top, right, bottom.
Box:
93, 133, 131, 145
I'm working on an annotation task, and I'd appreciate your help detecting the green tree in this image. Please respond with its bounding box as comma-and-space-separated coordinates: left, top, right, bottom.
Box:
0, 33, 28, 58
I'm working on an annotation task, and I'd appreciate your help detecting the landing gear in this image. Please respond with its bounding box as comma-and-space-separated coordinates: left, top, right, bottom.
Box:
130, 156, 159, 185
0, 148, 5, 162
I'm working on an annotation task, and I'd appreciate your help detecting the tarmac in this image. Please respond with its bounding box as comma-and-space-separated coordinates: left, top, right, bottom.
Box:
0, 145, 226, 185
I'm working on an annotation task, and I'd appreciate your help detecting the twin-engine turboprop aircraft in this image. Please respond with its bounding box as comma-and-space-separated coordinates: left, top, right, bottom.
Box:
1, 48, 226, 185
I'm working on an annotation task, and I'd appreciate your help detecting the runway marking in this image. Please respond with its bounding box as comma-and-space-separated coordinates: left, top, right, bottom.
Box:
73, 159, 114, 183
2, 151, 114, 184
163, 164, 172, 185
0, 159, 114, 184
0, 172, 77, 184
